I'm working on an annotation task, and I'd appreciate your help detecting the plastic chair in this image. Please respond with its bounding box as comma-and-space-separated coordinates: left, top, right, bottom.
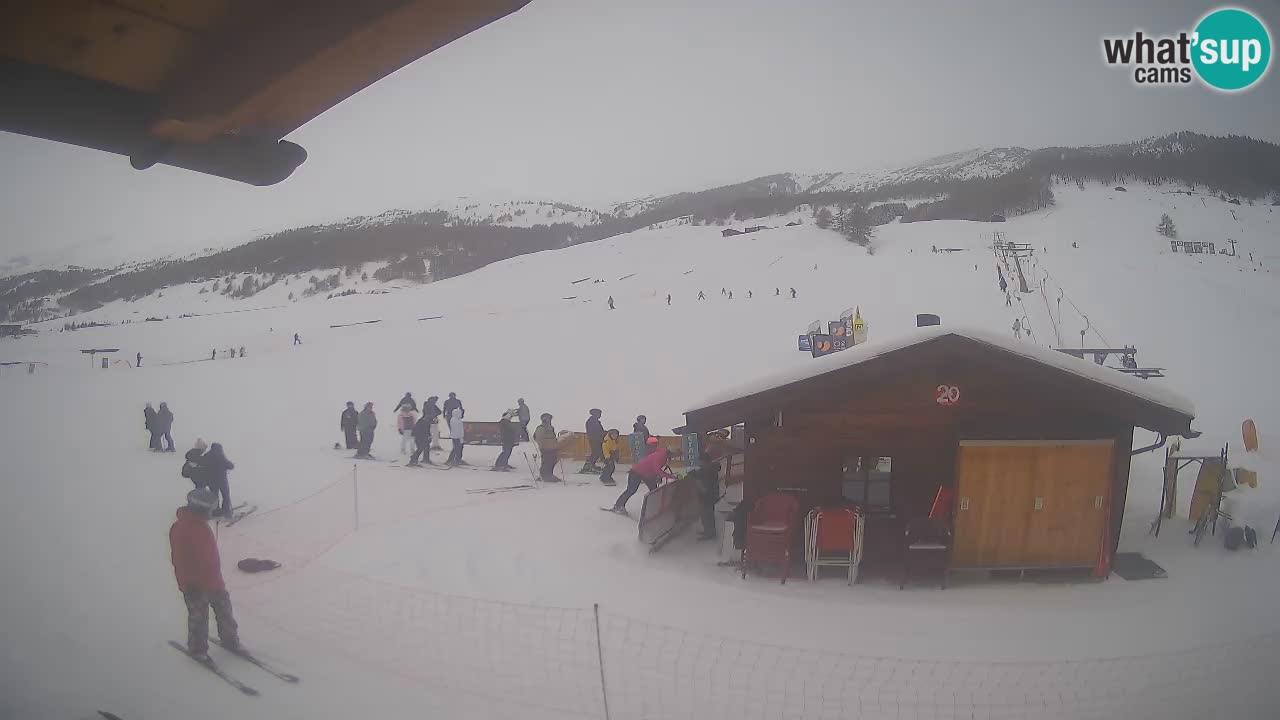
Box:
805, 506, 864, 584
741, 493, 799, 583
900, 518, 952, 590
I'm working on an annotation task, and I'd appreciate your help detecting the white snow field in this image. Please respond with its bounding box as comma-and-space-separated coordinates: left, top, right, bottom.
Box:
2, 183, 1279, 719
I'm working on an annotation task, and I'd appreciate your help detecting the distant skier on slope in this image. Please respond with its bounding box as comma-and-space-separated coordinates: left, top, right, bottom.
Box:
408, 411, 434, 467
293, 333, 301, 345
1012, 318, 1022, 339
516, 398, 531, 441
533, 413, 561, 482
607, 296, 615, 310
171, 487, 242, 662
394, 392, 417, 413
775, 288, 780, 296
789, 287, 797, 299
446, 409, 466, 465
610, 438, 673, 513
727, 290, 733, 300
698, 291, 706, 300
1005, 292, 1012, 307
145, 402, 160, 450
156, 402, 175, 452
356, 403, 377, 459
747, 290, 752, 299
598, 429, 621, 486
136, 352, 142, 367
666, 294, 671, 306
211, 349, 217, 360
397, 404, 419, 456
582, 409, 605, 473
492, 411, 518, 471
201, 442, 235, 519
340, 401, 359, 450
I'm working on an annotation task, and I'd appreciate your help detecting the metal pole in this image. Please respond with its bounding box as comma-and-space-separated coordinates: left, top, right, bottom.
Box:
352, 463, 359, 532
593, 603, 611, 720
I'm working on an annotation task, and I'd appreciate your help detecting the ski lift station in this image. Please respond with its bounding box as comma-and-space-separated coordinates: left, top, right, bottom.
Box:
682, 321, 1196, 584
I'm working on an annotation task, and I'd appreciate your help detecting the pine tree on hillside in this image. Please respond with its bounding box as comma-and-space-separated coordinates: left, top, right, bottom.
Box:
814, 207, 833, 229
1157, 213, 1177, 238
839, 204, 874, 246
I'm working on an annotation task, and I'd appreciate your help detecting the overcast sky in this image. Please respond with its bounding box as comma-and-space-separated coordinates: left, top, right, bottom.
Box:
2, 0, 1278, 269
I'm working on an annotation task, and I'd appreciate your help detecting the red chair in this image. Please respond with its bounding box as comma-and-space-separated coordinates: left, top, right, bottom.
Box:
741, 493, 800, 583
805, 506, 865, 585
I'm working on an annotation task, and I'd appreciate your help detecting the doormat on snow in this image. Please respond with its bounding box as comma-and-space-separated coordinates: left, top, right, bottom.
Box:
1112, 552, 1167, 580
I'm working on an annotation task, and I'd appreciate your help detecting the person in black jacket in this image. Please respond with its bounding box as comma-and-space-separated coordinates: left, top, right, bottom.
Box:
582, 409, 605, 472
202, 443, 235, 519
442, 392, 462, 423
408, 413, 434, 466
144, 403, 160, 450
422, 397, 442, 449
340, 402, 359, 450
182, 438, 210, 488
516, 398, 531, 441
633, 415, 651, 459
688, 452, 723, 541
394, 393, 417, 413
156, 402, 175, 452
492, 411, 518, 471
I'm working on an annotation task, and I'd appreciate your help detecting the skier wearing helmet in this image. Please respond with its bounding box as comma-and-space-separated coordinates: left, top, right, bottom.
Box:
582, 409, 605, 473
633, 415, 651, 459
170, 487, 242, 661
533, 413, 561, 482
610, 437, 674, 513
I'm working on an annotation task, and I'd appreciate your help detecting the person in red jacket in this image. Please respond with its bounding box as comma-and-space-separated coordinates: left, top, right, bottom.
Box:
610, 437, 674, 513
170, 487, 241, 661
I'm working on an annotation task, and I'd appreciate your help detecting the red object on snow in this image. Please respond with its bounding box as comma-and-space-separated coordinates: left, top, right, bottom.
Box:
170, 507, 226, 592
741, 493, 800, 584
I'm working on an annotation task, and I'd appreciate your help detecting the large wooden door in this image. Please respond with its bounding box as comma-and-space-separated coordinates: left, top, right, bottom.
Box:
953, 441, 1113, 568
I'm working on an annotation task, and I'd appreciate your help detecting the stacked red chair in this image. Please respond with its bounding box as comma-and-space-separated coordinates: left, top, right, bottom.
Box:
740, 493, 800, 583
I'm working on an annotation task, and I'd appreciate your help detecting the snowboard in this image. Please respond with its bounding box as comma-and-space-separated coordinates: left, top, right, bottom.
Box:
1243, 418, 1259, 452
1188, 460, 1225, 524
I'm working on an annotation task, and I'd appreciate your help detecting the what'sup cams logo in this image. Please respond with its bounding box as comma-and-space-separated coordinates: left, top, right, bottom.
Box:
1103, 7, 1271, 91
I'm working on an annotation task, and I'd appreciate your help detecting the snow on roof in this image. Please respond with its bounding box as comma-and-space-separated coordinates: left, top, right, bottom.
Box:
686, 325, 1195, 419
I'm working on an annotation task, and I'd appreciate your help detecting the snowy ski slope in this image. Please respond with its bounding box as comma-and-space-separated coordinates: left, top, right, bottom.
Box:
1, 183, 1279, 719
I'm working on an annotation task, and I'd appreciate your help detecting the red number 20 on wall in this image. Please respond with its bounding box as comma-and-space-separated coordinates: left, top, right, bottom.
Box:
935, 384, 960, 405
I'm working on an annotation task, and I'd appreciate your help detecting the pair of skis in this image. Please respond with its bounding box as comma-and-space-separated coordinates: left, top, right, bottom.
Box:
168, 637, 298, 696
215, 504, 258, 528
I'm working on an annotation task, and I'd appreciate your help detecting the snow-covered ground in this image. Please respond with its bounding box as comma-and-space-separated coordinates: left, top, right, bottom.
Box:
2, 183, 1279, 719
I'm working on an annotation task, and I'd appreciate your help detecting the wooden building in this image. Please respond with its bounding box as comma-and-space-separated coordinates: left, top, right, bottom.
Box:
682, 327, 1195, 575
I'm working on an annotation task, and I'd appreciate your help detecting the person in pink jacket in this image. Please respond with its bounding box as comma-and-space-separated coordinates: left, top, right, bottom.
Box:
610, 438, 673, 513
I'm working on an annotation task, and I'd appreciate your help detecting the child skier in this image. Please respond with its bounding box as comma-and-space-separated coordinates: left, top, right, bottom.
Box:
598, 429, 621, 486
170, 487, 241, 661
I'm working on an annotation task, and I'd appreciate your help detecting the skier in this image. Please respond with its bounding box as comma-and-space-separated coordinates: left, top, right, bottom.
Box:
201, 442, 235, 519
789, 287, 796, 299
492, 410, 518, 471
211, 349, 217, 360
423, 396, 443, 449
598, 429, 621, 486
610, 438, 674, 513
607, 296, 615, 310
170, 487, 241, 661
775, 288, 780, 296
340, 402, 359, 450
698, 291, 705, 300
582, 409, 605, 473
533, 413, 561, 482
727, 290, 733, 300
1012, 318, 1022, 339
516, 398, 531, 441
442, 392, 463, 423
666, 294, 671, 306
408, 410, 434, 466
156, 402, 175, 452
394, 392, 417, 412
689, 450, 723, 540
747, 290, 752, 299
136, 352, 142, 367
397, 403, 419, 455
238, 346, 245, 358
182, 438, 209, 489
931, 245, 938, 253
144, 402, 160, 450
720, 288, 726, 296
1005, 292, 1012, 307
999, 275, 1007, 294
446, 408, 466, 465
633, 415, 651, 460
356, 403, 377, 459
293, 333, 301, 345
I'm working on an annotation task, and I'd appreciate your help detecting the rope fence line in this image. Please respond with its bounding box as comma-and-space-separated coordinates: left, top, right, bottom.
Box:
217, 459, 1280, 719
